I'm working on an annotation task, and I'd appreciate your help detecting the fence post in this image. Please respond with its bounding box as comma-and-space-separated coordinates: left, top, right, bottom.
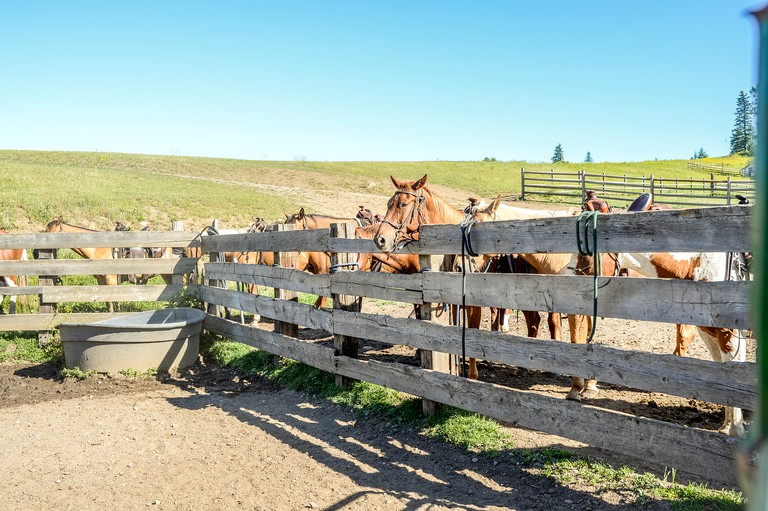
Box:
520, 168, 525, 199
650, 175, 655, 200
580, 170, 586, 202
36, 249, 57, 348
711, 173, 715, 196
727, 176, 732, 205
273, 223, 299, 338
330, 222, 362, 387
171, 220, 186, 285
417, 254, 456, 415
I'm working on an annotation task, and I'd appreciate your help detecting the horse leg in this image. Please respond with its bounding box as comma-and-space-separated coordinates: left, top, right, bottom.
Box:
522, 309, 542, 338
696, 327, 747, 437
566, 314, 599, 400
547, 312, 562, 340
674, 324, 697, 356
1, 276, 17, 314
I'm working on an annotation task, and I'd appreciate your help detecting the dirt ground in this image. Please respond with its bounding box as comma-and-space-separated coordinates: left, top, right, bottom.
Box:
0, 297, 754, 511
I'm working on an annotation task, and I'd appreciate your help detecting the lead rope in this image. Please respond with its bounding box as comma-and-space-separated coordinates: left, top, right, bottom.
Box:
575, 211, 601, 343
459, 219, 479, 378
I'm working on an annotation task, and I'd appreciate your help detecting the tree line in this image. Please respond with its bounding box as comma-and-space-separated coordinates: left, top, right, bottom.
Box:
546, 88, 757, 164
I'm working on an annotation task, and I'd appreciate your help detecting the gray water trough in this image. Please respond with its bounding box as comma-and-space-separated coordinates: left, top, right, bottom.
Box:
59, 307, 206, 373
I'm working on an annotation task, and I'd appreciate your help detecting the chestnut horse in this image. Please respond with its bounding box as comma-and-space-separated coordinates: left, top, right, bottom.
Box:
372, 175, 508, 379
284, 208, 365, 309
0, 230, 28, 314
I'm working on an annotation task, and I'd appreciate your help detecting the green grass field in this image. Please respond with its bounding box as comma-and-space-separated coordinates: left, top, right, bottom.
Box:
0, 150, 750, 231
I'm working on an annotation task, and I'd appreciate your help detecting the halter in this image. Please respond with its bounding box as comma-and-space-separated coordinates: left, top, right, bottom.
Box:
375, 189, 427, 245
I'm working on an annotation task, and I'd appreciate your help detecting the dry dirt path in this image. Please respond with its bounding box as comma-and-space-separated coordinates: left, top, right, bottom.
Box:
0, 360, 666, 511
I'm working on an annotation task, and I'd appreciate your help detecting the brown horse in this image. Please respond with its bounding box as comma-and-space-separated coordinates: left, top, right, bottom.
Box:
354, 223, 420, 274
44, 217, 120, 306
0, 230, 28, 314
284, 208, 365, 309
111, 221, 175, 285
372, 175, 497, 378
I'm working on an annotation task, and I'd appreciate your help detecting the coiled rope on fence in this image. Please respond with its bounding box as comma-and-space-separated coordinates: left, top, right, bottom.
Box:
575, 211, 601, 344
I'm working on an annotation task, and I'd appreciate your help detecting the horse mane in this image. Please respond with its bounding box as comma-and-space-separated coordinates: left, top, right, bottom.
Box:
422, 186, 465, 224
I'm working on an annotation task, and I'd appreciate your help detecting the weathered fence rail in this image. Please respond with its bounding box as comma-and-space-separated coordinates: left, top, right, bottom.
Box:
0, 209, 756, 486
196, 206, 755, 485
0, 230, 200, 330
520, 169, 756, 207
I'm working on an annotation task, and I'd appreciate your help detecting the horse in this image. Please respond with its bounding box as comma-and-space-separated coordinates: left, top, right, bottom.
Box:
373, 175, 531, 379
111, 221, 175, 285
573, 194, 751, 439
43, 217, 120, 312
284, 208, 368, 309
0, 230, 28, 314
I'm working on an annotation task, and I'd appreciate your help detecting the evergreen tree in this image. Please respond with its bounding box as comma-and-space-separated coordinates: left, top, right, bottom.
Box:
730, 90, 755, 155
584, 151, 593, 163
692, 148, 708, 159
551, 143, 564, 163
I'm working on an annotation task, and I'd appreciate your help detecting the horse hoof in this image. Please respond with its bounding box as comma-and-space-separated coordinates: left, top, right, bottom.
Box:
580, 388, 599, 400
565, 390, 582, 401
720, 423, 746, 438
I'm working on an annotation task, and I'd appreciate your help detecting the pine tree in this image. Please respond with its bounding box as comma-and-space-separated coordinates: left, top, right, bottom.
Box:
730, 90, 755, 155
584, 152, 593, 163
551, 143, 564, 163
692, 148, 708, 159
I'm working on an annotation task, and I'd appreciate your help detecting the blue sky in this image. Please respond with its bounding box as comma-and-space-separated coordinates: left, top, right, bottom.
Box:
1, 1, 764, 163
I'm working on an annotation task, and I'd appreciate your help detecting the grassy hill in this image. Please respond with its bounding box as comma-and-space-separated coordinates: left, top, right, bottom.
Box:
0, 150, 750, 232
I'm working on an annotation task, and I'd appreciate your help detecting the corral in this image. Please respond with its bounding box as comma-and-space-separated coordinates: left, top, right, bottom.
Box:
0, 202, 756, 498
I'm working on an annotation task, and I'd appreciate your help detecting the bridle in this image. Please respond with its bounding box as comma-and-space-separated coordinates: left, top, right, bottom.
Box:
375, 189, 427, 247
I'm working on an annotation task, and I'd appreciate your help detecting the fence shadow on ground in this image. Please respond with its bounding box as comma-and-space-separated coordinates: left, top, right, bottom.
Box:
163, 374, 735, 510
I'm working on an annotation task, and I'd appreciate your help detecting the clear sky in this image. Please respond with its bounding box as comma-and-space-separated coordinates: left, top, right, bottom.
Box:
1, 1, 764, 163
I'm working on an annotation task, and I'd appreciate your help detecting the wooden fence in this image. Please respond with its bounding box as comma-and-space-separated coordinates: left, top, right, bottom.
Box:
520, 169, 756, 207
0, 209, 756, 486
0, 230, 200, 331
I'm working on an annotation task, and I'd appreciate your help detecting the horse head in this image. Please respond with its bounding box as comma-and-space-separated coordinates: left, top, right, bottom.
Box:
249, 217, 268, 233
44, 216, 65, 233
373, 174, 429, 254
284, 208, 307, 229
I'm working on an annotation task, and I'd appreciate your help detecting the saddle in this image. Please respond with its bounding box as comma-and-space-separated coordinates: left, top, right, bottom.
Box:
356, 205, 380, 226
582, 190, 612, 213
626, 193, 672, 211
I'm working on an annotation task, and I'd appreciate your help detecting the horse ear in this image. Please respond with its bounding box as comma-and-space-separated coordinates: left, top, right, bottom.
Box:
284, 210, 290, 219
390, 175, 402, 188
412, 175, 428, 191
298, 207, 305, 219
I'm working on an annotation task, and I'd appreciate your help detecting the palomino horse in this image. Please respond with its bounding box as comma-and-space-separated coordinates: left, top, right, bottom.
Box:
0, 230, 28, 314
